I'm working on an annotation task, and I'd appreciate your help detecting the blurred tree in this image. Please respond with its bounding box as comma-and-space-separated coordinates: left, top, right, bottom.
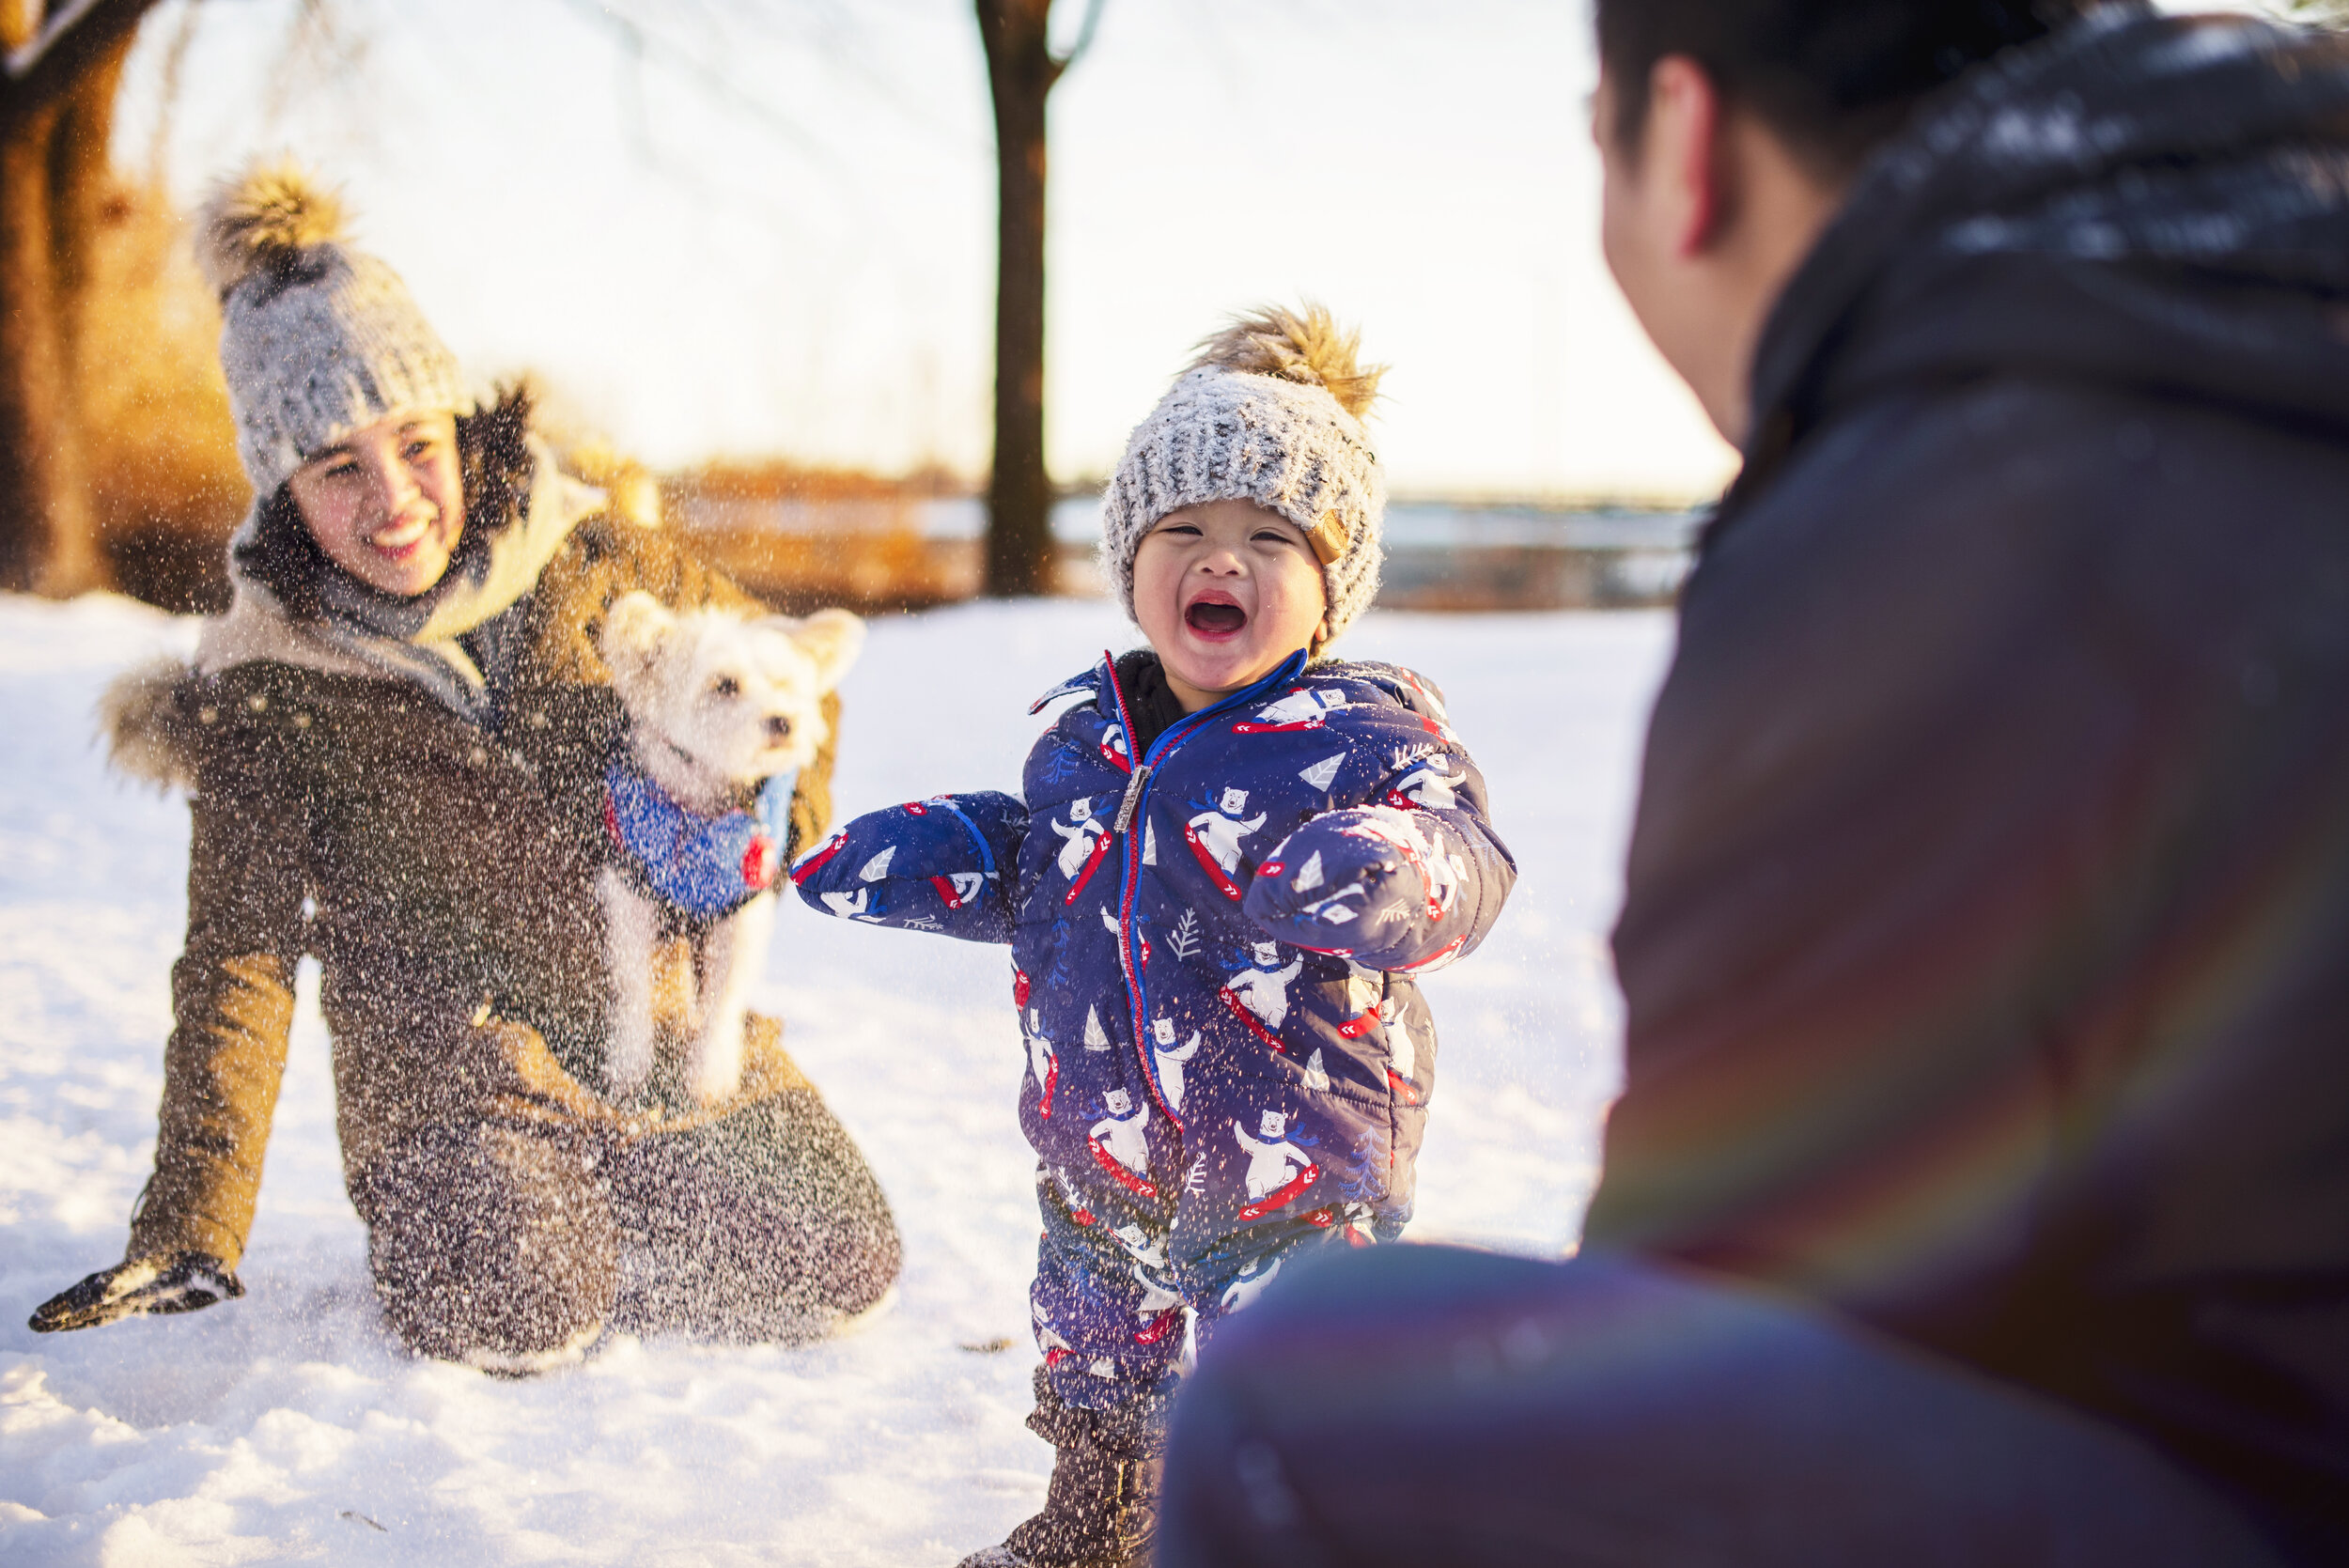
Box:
2291, 0, 2348, 23
974, 0, 1102, 597
0, 0, 163, 595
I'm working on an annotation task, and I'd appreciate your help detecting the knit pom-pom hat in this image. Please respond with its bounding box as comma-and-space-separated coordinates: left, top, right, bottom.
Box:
198, 161, 467, 498
1100, 303, 1387, 645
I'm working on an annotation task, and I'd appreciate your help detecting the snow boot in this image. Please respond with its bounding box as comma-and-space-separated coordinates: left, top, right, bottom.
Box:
957, 1368, 1163, 1568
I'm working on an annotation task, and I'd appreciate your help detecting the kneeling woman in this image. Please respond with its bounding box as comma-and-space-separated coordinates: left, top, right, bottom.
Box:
30, 166, 901, 1369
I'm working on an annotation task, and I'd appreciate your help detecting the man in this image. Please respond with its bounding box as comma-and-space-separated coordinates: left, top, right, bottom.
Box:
1157, 4, 2349, 1564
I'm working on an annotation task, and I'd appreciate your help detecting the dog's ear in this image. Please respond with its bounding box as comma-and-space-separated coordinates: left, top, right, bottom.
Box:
779, 607, 866, 691
599, 591, 676, 684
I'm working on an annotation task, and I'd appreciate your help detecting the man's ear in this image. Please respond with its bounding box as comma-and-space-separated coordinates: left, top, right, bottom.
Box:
599, 590, 675, 681
1648, 54, 1727, 260
777, 607, 867, 691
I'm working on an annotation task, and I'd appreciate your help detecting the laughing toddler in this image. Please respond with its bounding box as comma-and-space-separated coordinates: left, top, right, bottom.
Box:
793, 304, 1516, 1568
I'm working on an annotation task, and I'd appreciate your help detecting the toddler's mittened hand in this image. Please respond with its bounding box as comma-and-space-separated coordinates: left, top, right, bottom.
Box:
28, 1251, 244, 1332
790, 790, 1026, 944
1245, 807, 1434, 961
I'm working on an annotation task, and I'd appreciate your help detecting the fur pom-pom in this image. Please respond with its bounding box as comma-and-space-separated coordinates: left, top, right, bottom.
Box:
100, 658, 199, 793
1191, 303, 1384, 419
196, 162, 348, 302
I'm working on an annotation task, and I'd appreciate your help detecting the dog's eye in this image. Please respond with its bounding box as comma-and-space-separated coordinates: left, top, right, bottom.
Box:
709, 675, 741, 700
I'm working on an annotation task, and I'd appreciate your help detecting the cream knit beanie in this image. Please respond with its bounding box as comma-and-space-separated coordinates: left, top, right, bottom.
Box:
197, 163, 468, 499
1100, 304, 1387, 644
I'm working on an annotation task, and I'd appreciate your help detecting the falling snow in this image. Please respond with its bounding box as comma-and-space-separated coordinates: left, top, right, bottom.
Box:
0, 592, 1669, 1565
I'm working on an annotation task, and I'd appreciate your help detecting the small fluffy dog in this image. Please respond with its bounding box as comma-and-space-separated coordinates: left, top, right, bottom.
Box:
596, 590, 864, 1105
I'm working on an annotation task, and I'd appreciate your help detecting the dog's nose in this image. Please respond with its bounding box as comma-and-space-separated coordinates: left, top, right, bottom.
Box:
765, 716, 793, 742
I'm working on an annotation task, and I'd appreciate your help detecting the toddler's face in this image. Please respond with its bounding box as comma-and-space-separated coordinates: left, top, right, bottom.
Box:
1132, 500, 1330, 712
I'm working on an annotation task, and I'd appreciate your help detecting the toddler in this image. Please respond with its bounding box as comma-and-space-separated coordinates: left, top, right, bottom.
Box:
794, 305, 1515, 1568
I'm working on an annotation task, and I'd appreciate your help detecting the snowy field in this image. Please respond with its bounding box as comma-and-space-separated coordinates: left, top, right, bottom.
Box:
0, 592, 1672, 1566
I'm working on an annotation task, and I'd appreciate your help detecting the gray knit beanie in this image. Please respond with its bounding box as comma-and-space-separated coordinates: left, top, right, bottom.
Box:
1100, 304, 1387, 645
197, 163, 467, 498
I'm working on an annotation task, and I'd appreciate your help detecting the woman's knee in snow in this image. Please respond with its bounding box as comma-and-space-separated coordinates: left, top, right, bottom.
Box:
360, 1121, 617, 1361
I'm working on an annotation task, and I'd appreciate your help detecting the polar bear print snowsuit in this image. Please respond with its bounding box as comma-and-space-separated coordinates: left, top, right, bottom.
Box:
1189, 788, 1267, 874
1090, 1089, 1151, 1179
1234, 1110, 1318, 1210
795, 648, 1515, 1410
1049, 798, 1105, 880
1226, 941, 1307, 1031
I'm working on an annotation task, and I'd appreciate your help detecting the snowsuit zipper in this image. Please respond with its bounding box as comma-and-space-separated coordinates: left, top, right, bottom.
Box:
1100, 649, 1310, 1133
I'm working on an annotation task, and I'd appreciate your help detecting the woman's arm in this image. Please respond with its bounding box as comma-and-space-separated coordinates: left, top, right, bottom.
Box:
35, 712, 313, 1332
792, 792, 1028, 944
127, 742, 312, 1271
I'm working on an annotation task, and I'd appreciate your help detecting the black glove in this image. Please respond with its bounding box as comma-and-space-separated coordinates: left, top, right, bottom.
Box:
29, 1251, 244, 1333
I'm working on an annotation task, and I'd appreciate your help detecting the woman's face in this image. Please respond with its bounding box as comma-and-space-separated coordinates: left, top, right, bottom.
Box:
286, 411, 466, 598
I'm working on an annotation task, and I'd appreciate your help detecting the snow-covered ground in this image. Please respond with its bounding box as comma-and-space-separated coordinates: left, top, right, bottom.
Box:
0, 593, 1672, 1566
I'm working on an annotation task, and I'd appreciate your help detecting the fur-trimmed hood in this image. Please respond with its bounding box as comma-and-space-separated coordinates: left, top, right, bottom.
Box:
101, 437, 614, 792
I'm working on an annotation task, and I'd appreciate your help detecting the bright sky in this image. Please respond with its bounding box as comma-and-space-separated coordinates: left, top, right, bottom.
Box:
118, 1, 2272, 500
114, 0, 1736, 502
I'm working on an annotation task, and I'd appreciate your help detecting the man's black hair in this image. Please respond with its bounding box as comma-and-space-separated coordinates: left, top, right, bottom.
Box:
1596, 0, 2098, 177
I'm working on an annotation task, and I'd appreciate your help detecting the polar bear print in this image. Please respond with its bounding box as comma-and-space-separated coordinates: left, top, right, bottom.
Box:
1226, 940, 1305, 1030
1049, 797, 1106, 879
1151, 1017, 1203, 1110
1234, 1109, 1314, 1203
1187, 787, 1266, 876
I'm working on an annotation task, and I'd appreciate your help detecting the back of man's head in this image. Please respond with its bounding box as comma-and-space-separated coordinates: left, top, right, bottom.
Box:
1596, 0, 2101, 179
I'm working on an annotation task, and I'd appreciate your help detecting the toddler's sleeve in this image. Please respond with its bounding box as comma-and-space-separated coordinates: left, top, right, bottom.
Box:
1243, 744, 1516, 973
791, 790, 1026, 944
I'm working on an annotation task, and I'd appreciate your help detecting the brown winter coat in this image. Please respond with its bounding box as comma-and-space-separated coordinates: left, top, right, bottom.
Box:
108, 484, 839, 1271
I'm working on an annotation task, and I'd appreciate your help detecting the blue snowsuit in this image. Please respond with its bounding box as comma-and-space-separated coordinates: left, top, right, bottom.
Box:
794, 647, 1514, 1409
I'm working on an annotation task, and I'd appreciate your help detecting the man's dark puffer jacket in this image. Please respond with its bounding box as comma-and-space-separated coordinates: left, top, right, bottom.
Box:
1582, 9, 2349, 1561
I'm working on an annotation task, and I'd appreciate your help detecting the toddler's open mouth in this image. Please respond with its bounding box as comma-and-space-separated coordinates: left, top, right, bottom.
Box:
1185, 597, 1247, 636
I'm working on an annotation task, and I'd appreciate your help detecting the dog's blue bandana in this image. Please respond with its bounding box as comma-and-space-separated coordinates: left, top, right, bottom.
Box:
604, 758, 797, 920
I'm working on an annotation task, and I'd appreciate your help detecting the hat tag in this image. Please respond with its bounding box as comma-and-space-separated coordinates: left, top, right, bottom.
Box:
1303, 509, 1347, 567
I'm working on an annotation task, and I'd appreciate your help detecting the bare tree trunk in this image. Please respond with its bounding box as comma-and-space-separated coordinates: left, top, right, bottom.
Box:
975, 0, 1061, 598
0, 0, 155, 595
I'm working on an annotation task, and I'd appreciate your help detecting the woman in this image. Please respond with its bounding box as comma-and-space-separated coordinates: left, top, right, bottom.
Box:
26, 164, 900, 1370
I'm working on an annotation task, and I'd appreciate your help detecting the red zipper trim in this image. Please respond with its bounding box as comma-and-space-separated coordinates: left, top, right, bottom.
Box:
1100, 653, 1177, 1129
1102, 646, 1313, 1136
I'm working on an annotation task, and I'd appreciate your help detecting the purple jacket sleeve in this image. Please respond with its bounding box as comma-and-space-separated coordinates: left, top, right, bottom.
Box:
790, 790, 1027, 945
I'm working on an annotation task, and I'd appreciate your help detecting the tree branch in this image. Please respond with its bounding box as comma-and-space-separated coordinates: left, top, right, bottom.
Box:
550, 0, 836, 167
2, 0, 158, 121
1045, 0, 1106, 88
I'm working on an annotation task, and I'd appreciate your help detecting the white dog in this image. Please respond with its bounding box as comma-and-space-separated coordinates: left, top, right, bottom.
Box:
595, 590, 864, 1105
